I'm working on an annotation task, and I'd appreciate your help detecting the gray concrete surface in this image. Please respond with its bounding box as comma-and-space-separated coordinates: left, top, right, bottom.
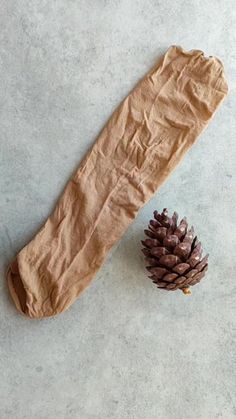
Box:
0, 1, 236, 418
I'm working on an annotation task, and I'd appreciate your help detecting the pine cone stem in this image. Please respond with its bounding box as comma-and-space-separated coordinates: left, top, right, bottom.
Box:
182, 287, 191, 295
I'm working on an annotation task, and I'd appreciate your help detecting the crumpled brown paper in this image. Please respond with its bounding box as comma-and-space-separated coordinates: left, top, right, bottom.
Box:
6, 46, 228, 318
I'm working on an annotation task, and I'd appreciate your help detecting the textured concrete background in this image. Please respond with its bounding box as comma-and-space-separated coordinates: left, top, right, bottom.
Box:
0, 1, 236, 418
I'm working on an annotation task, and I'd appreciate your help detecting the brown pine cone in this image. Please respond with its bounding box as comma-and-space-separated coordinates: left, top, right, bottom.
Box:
141, 208, 209, 295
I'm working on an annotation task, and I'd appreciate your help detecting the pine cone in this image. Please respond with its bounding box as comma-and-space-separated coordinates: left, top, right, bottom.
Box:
141, 209, 209, 295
